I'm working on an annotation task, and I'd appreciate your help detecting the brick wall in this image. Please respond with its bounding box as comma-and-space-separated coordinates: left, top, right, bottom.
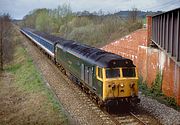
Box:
102, 19, 180, 105
146, 15, 152, 46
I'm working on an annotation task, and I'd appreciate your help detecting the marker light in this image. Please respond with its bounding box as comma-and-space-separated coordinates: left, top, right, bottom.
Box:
120, 83, 124, 88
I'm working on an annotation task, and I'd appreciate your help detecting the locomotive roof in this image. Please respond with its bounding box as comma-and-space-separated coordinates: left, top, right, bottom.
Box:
22, 28, 135, 68
57, 40, 135, 68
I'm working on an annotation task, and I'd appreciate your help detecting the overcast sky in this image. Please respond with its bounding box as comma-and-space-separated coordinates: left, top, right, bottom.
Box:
0, 0, 180, 19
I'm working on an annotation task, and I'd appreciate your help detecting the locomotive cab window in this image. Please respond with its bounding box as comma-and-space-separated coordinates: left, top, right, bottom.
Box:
122, 68, 136, 77
106, 68, 120, 78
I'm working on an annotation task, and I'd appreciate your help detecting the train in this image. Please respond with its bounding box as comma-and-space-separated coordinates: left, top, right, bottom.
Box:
20, 28, 140, 108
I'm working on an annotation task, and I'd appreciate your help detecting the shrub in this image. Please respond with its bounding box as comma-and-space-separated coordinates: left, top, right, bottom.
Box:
70, 17, 93, 27
66, 24, 104, 46
150, 71, 163, 96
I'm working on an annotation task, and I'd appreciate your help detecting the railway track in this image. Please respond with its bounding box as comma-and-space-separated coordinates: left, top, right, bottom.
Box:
36, 50, 155, 125
100, 106, 152, 125
129, 111, 148, 124
56, 65, 158, 125
56, 61, 160, 125
113, 112, 149, 125
19, 27, 160, 125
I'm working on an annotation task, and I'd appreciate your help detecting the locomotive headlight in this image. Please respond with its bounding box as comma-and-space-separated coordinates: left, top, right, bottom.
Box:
120, 83, 124, 88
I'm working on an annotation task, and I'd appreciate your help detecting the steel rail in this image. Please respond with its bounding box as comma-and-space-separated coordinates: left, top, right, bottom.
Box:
129, 111, 147, 125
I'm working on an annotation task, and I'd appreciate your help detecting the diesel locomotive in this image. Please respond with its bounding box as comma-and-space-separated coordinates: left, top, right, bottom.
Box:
21, 28, 140, 107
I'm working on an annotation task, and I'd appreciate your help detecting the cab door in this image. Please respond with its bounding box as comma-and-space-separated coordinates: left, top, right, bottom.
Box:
81, 64, 93, 87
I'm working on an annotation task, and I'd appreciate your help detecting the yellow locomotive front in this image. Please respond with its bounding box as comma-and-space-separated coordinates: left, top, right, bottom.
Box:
96, 66, 140, 106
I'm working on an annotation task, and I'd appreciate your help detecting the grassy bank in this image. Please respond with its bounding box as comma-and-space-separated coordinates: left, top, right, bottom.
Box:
1, 32, 68, 124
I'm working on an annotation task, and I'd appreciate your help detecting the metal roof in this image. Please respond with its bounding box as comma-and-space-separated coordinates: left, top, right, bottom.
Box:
22, 28, 135, 68
57, 40, 135, 68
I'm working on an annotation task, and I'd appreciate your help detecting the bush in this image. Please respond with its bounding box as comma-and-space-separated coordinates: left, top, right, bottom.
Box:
125, 21, 143, 32
60, 15, 143, 47
165, 97, 177, 107
138, 72, 179, 109
21, 6, 143, 47
150, 71, 163, 96
66, 24, 104, 46
101, 16, 123, 35
70, 17, 93, 27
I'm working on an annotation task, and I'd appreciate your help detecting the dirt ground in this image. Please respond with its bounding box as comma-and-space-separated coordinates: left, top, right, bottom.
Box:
0, 28, 67, 125
0, 73, 65, 125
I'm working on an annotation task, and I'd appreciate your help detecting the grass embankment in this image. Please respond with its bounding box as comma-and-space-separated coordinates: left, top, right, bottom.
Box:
0, 32, 68, 124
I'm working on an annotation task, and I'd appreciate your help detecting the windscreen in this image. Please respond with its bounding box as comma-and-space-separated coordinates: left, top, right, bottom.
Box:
122, 68, 136, 77
106, 69, 120, 78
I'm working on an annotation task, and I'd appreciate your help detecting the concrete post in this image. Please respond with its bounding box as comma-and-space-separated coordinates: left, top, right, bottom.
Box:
177, 66, 180, 106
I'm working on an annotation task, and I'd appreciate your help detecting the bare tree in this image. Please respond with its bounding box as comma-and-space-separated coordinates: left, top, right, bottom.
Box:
128, 8, 138, 23
0, 14, 13, 71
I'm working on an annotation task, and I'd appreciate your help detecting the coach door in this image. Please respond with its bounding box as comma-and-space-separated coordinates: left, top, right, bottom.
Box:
81, 64, 93, 87
81, 64, 85, 81
88, 67, 93, 87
